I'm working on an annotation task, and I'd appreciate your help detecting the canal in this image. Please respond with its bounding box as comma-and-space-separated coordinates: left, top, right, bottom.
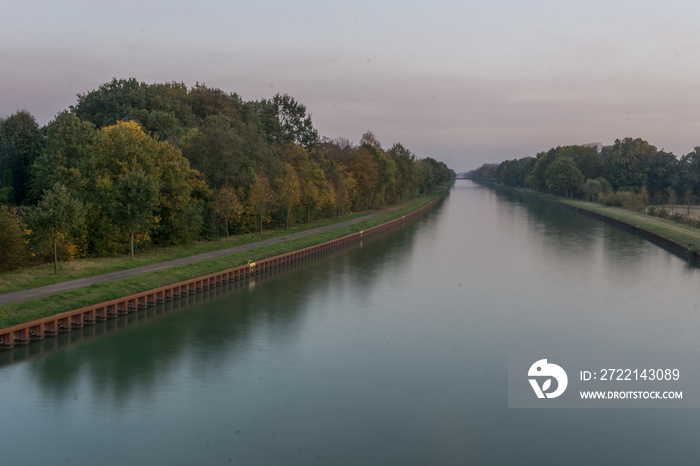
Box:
2, 180, 699, 464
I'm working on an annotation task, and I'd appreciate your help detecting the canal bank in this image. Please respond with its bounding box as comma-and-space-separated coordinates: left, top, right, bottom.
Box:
3, 179, 700, 465
486, 182, 700, 262
0, 195, 444, 348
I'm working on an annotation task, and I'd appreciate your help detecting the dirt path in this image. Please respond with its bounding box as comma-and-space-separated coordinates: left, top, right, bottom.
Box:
0, 203, 413, 306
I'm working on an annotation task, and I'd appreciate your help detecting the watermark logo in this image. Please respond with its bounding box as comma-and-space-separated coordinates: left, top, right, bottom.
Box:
528, 359, 568, 399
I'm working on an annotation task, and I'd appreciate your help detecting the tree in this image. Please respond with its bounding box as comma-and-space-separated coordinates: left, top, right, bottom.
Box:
186, 83, 241, 123
646, 150, 679, 201
526, 150, 557, 192
212, 185, 243, 241
680, 148, 700, 198
582, 179, 602, 202
111, 170, 159, 260
388, 143, 421, 200
684, 189, 694, 217
29, 183, 84, 273
0, 205, 30, 272
71, 78, 147, 128
246, 174, 276, 234
0, 110, 44, 204
596, 177, 613, 195
0, 168, 14, 205
256, 94, 319, 150
605, 138, 656, 191
497, 157, 535, 188
152, 141, 205, 246
348, 147, 379, 210
637, 186, 650, 206
558, 145, 604, 180
362, 143, 396, 206
30, 112, 96, 202
181, 114, 274, 190
319, 182, 337, 219
419, 157, 452, 194
277, 163, 301, 229
667, 187, 677, 214
544, 156, 584, 198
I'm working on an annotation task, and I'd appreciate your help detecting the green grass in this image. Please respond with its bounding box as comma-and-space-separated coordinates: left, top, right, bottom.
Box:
562, 199, 700, 250
0, 194, 442, 328
0, 207, 401, 296
512, 187, 700, 251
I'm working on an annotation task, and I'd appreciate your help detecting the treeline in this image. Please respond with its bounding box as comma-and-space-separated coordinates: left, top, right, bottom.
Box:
0, 78, 453, 272
468, 138, 700, 207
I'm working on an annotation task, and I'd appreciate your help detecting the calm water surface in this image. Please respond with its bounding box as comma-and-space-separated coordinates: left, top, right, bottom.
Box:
2, 180, 700, 464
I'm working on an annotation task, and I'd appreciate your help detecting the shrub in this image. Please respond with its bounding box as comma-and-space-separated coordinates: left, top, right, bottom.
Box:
601, 190, 642, 211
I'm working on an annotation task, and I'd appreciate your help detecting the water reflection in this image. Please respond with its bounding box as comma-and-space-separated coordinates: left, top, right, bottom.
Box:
6, 214, 430, 405
4, 183, 700, 464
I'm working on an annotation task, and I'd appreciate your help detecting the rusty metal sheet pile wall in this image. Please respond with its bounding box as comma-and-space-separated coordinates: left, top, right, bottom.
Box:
0, 199, 438, 349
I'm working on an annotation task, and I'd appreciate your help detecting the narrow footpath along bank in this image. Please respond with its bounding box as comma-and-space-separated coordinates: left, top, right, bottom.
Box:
0, 194, 444, 349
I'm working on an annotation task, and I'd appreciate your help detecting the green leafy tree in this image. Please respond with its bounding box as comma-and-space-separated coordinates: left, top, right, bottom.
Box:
0, 169, 14, 205
419, 157, 451, 194
186, 83, 241, 123
0, 110, 44, 204
605, 138, 656, 191
111, 170, 159, 260
646, 150, 679, 201
181, 114, 275, 190
71, 78, 147, 128
388, 143, 421, 200
256, 94, 319, 150
152, 142, 205, 246
595, 177, 613, 195
545, 156, 584, 198
29, 183, 84, 273
558, 145, 604, 180
30, 112, 97, 202
526, 150, 557, 191
582, 179, 602, 202
681, 148, 700, 198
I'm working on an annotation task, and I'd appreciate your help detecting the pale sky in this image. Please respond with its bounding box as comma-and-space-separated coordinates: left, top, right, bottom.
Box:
2, 0, 700, 171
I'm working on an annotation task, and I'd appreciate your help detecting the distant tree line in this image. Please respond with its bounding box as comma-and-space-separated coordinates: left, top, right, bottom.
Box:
0, 78, 453, 272
468, 139, 700, 211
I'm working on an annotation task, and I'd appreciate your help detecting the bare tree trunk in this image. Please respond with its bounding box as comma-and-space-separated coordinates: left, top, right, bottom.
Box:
54, 235, 58, 274
130, 230, 135, 260
225, 218, 229, 242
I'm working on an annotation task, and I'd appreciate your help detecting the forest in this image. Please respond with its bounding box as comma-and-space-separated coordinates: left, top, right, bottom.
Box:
468, 140, 700, 213
0, 78, 453, 272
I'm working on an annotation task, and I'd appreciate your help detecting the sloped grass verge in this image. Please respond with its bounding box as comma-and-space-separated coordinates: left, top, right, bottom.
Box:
510, 187, 700, 253
0, 194, 442, 328
0, 210, 378, 296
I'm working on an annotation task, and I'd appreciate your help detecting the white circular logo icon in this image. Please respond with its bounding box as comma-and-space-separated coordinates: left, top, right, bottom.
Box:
528, 359, 568, 399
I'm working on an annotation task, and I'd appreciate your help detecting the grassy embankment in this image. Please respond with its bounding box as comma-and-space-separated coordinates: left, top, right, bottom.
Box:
0, 209, 379, 296
512, 187, 700, 252
0, 192, 445, 328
